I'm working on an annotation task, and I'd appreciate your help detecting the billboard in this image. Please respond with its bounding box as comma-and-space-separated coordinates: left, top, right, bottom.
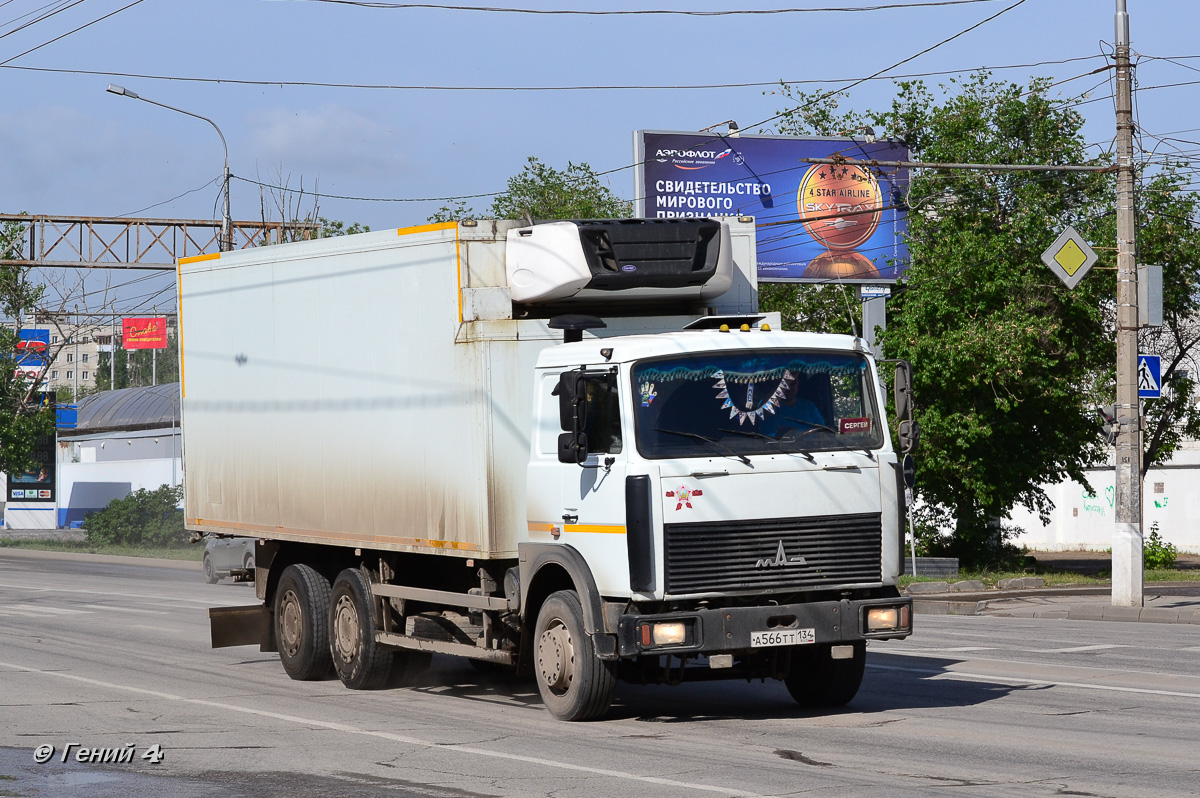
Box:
123, 317, 168, 349
13, 329, 49, 384
7, 434, 55, 503
8, 394, 56, 503
635, 130, 909, 283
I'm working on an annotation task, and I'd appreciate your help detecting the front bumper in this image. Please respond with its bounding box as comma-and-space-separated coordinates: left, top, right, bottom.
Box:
615, 595, 911, 658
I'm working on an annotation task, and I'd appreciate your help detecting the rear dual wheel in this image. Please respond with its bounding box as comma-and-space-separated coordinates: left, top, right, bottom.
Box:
327, 567, 432, 690
275, 564, 334, 680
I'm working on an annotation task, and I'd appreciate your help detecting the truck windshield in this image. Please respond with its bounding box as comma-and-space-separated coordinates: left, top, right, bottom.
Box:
631, 349, 883, 459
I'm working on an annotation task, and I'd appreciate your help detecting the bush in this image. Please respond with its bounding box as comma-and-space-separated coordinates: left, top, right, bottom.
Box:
1144, 523, 1178, 570
83, 484, 187, 548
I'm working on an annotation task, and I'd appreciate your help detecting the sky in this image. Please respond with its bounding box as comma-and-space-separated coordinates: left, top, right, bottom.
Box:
2, 0, 1199, 314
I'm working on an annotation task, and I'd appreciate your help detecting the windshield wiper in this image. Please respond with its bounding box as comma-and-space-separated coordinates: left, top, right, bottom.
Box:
719, 426, 815, 462
781, 417, 840, 437
782, 417, 875, 459
654, 427, 751, 466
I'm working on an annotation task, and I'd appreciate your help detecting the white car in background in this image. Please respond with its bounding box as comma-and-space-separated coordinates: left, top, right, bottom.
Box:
202, 535, 256, 584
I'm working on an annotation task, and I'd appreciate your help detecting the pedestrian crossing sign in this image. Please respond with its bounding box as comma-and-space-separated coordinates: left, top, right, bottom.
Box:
1138, 354, 1161, 399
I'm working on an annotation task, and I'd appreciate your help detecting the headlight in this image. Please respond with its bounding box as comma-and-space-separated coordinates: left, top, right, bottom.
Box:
866, 605, 910, 632
651, 622, 687, 646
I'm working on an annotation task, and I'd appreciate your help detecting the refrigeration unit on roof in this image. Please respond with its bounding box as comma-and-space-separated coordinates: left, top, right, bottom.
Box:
505, 218, 733, 304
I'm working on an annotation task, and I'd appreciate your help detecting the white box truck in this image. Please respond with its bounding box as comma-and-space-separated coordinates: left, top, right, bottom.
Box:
184, 217, 915, 721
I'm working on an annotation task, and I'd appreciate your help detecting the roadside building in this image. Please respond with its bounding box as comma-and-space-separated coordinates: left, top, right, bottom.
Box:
54, 383, 181, 527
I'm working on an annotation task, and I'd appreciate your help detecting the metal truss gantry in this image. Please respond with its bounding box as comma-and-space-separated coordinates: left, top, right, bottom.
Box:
0, 214, 319, 271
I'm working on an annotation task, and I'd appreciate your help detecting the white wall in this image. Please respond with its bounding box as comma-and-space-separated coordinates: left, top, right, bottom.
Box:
1008, 445, 1200, 554
57, 457, 182, 527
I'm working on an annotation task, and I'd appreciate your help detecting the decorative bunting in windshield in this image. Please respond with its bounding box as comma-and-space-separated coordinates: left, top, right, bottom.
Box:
713, 369, 795, 426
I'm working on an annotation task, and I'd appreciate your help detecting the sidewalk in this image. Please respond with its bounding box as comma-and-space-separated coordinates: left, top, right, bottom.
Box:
907, 549, 1200, 624
913, 585, 1200, 624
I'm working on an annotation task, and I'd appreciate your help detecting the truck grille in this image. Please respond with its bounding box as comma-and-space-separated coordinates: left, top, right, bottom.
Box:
664, 513, 882, 594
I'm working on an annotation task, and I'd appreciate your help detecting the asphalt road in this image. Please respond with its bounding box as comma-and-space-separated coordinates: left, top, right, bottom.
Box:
1, 552, 1199, 798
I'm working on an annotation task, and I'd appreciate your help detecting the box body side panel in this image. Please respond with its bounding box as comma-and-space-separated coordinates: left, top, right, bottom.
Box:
181, 227, 522, 557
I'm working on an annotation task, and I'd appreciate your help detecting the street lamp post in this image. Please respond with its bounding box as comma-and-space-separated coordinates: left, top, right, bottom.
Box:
106, 84, 233, 252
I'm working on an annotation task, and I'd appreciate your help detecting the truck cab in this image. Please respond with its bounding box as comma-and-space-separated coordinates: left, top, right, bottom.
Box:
520, 323, 911, 718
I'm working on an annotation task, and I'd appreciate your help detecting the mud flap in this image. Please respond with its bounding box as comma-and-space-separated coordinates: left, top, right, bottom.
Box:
208, 604, 275, 651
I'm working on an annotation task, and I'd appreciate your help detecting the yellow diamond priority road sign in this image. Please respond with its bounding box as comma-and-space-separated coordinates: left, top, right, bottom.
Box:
1041, 225, 1098, 289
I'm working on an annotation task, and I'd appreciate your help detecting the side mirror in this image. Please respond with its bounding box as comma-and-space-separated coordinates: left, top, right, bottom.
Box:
893, 360, 914, 422
557, 432, 588, 464
553, 370, 588, 432
898, 419, 920, 454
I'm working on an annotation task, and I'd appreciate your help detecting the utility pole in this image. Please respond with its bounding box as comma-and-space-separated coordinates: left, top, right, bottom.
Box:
72, 304, 79, 400
1112, 0, 1143, 607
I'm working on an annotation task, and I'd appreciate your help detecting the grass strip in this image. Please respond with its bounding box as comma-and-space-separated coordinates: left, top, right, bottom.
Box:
0, 538, 203, 561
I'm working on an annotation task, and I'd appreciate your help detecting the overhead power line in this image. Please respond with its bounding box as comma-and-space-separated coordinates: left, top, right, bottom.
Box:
290, 0, 1006, 16
242, 0, 1034, 207
0, 54, 1105, 93
1, 0, 147, 67
0, 0, 88, 41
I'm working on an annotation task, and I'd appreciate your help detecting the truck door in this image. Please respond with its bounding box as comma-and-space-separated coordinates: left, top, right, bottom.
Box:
527, 367, 631, 597
559, 373, 629, 597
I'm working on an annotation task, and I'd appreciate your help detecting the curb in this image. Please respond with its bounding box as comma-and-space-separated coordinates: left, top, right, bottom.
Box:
912, 587, 1200, 624
0, 546, 201, 571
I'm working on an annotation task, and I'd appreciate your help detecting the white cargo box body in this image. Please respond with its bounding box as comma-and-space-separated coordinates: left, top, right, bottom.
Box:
178, 219, 759, 560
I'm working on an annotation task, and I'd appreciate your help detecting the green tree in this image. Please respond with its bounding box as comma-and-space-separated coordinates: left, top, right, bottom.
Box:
83, 484, 187, 548
1129, 164, 1200, 475
428, 157, 633, 223
0, 216, 56, 475
879, 75, 1117, 565
318, 217, 370, 237
767, 74, 1200, 566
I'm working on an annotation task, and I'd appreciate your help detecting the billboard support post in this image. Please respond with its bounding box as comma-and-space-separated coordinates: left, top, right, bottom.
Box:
862, 294, 887, 359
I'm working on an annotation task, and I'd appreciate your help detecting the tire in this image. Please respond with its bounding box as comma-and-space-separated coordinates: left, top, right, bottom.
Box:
203, 553, 219, 584
533, 590, 616, 722
244, 552, 255, 572
784, 642, 866, 708
330, 568, 394, 690
274, 564, 334, 681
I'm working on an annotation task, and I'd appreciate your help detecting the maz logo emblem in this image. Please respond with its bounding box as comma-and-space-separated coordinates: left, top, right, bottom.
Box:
755, 540, 807, 568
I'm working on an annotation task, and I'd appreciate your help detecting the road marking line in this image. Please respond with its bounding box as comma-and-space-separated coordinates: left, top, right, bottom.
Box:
0, 608, 68, 618
871, 662, 1200, 699
21, 605, 92, 615
0, 581, 246, 606
80, 605, 169, 615
0, 659, 765, 797
920, 646, 995, 652
0, 607, 91, 617
1031, 644, 1126, 654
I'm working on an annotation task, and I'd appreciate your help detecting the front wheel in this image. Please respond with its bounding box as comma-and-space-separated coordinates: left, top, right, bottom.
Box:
330, 568, 393, 690
784, 642, 865, 708
274, 564, 334, 680
533, 590, 616, 722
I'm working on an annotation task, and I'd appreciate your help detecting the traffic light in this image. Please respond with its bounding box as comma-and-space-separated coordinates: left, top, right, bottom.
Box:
1095, 404, 1117, 444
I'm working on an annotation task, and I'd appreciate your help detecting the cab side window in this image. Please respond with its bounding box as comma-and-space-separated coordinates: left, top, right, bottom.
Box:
585, 381, 622, 455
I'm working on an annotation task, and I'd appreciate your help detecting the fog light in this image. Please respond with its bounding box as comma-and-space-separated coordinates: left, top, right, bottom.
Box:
866, 607, 900, 631
652, 622, 687, 645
